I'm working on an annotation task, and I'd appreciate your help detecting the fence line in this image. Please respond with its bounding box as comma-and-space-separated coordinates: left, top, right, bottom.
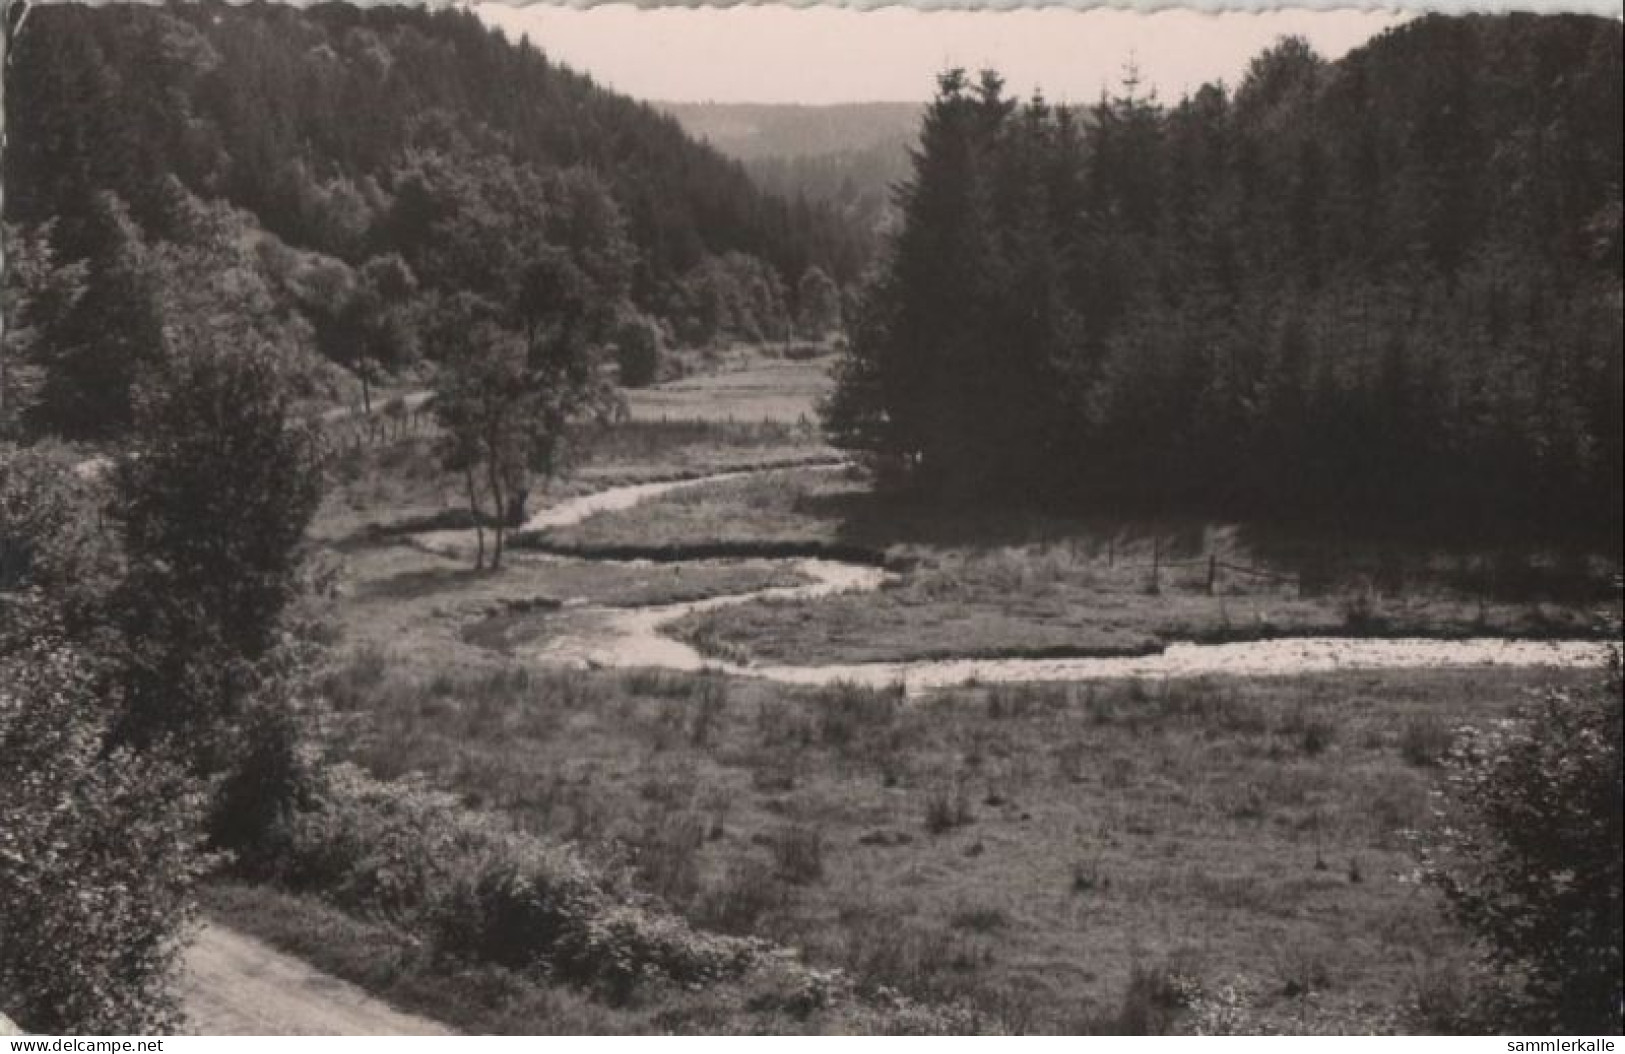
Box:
1215, 559, 1300, 584
1113, 546, 1302, 596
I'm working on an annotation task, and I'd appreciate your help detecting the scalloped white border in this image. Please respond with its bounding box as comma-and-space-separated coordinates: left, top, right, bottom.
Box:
5, 0, 1624, 15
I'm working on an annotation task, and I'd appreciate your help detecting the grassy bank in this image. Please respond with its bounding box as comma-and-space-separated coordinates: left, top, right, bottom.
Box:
206, 763, 979, 1035
315, 656, 1602, 1033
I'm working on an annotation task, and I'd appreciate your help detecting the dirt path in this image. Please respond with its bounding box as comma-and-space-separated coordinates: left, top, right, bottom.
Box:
181, 924, 451, 1036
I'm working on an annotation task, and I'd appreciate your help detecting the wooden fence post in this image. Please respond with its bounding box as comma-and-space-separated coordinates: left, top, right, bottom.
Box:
1150, 537, 1161, 593
1207, 553, 1217, 596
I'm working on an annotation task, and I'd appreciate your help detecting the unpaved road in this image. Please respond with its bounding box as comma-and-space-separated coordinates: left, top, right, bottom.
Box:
181, 924, 451, 1036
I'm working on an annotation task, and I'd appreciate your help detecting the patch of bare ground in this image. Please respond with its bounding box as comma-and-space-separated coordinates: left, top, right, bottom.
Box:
197, 884, 694, 1035
181, 920, 451, 1036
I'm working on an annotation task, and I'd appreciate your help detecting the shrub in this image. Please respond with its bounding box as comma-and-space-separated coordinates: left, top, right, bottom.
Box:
1297, 714, 1336, 756
1408, 960, 1477, 1033
1275, 941, 1334, 998
0, 443, 119, 639
1399, 714, 1452, 767
771, 824, 826, 885
751, 746, 802, 793
688, 674, 728, 747
269, 764, 770, 1003
321, 645, 389, 711
209, 667, 322, 873
1071, 859, 1108, 894
1277, 704, 1337, 756
1054, 739, 1087, 783
1182, 975, 1407, 1035
576, 906, 759, 1000
0, 637, 209, 1034
781, 342, 829, 361
1421, 647, 1623, 1033
694, 857, 789, 936
924, 784, 973, 834
1339, 586, 1381, 631
114, 338, 323, 767
430, 845, 605, 975
815, 680, 900, 749
745, 961, 854, 1018
634, 811, 707, 905
613, 315, 665, 389
249, 754, 986, 1024
275, 766, 480, 922
1183, 979, 1262, 1035
948, 906, 1008, 933
1110, 961, 1194, 1035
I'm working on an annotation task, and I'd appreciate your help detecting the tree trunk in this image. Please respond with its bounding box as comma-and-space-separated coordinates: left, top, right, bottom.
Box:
508, 486, 529, 529
463, 464, 485, 570
485, 457, 507, 570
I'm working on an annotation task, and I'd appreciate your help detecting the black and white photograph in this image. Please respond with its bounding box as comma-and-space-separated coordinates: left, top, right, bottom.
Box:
1, 0, 1620, 1038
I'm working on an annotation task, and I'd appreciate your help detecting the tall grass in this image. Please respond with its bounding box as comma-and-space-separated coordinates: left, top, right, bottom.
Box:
313, 650, 1586, 1033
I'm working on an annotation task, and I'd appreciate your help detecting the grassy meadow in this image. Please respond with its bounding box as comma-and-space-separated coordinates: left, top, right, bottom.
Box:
203, 350, 1618, 1034
622, 348, 837, 425
298, 655, 1602, 1033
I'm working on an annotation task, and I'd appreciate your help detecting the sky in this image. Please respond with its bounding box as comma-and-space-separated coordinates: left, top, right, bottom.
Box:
473, 3, 1412, 105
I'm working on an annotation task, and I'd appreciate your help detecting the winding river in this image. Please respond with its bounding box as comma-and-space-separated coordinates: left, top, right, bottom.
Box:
427, 467, 1609, 696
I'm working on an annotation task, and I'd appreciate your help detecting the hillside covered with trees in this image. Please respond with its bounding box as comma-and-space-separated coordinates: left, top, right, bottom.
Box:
3, 0, 867, 440
826, 14, 1623, 539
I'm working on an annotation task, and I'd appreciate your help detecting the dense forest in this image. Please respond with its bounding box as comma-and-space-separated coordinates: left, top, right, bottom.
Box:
3, 0, 866, 440
825, 14, 1624, 539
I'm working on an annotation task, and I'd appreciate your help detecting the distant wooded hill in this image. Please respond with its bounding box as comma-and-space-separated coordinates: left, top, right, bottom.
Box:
661, 102, 923, 236
658, 102, 922, 161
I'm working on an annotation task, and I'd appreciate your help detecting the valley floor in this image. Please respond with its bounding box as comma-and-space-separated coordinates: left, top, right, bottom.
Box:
213, 350, 1618, 1034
